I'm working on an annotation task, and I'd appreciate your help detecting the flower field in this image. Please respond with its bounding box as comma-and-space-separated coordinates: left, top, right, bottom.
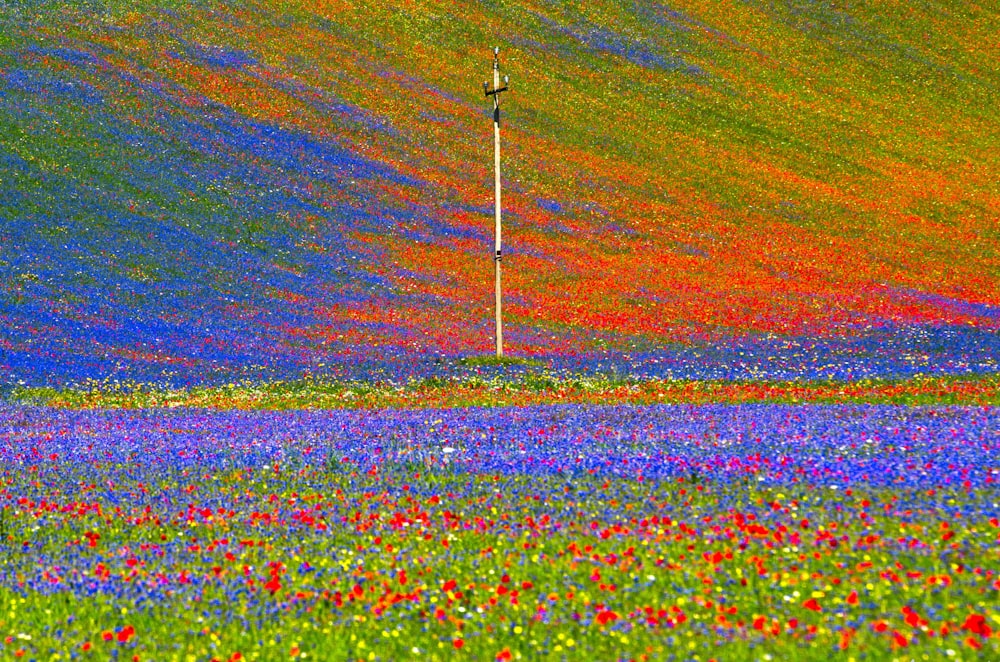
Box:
3, 1, 1000, 386
1, 403, 997, 660
3, 2, 1000, 660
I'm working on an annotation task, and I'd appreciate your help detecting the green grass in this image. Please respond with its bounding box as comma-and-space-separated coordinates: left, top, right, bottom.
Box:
457, 356, 547, 369
5, 373, 999, 410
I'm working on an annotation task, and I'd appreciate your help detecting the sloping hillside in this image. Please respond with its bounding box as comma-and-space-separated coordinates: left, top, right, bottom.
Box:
2, 0, 999, 386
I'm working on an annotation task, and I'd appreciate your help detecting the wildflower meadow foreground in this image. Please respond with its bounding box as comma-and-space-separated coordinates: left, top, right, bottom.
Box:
0, 404, 997, 661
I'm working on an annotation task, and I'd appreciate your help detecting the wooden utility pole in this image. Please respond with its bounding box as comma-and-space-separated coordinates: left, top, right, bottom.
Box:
483, 47, 509, 358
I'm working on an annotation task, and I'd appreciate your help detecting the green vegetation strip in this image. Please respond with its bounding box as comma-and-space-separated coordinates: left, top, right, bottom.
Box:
5, 374, 999, 410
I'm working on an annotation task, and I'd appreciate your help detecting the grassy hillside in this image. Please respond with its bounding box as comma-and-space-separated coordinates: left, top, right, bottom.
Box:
2, 0, 999, 386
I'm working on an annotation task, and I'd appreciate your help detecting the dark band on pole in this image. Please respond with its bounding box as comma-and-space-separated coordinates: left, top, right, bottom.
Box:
495, 250, 502, 261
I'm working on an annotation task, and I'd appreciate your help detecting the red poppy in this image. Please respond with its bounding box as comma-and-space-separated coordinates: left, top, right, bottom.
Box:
962, 614, 992, 638
596, 610, 619, 625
